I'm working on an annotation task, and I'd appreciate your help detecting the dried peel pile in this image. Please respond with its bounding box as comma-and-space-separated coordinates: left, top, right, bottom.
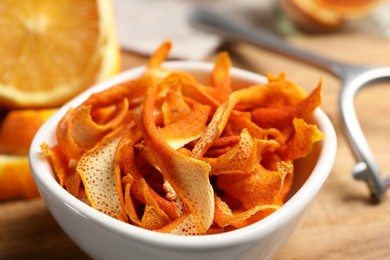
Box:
42, 42, 324, 235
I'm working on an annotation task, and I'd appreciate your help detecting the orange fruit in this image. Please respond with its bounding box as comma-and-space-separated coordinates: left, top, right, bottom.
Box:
0, 108, 56, 200
0, 155, 39, 200
281, 0, 382, 32
0, 109, 56, 155
0, 0, 120, 200
317, 0, 383, 18
0, 0, 121, 109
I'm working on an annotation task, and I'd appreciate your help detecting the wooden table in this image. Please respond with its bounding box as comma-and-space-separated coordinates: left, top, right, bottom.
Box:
1, 30, 390, 259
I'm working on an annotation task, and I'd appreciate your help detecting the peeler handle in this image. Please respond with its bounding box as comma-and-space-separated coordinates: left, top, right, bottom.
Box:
191, 7, 390, 201
339, 67, 390, 200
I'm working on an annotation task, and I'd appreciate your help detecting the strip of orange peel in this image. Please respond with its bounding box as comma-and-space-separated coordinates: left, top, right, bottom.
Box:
41, 41, 326, 234
140, 78, 214, 234
76, 127, 127, 221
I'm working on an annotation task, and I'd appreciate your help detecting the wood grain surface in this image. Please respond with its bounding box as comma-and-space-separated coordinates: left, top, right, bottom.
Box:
1, 30, 390, 259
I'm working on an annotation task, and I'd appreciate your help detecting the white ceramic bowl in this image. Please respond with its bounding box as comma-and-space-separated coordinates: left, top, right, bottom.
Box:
29, 62, 337, 260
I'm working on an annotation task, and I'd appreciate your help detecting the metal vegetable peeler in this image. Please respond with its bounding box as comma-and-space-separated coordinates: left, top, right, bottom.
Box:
191, 8, 390, 201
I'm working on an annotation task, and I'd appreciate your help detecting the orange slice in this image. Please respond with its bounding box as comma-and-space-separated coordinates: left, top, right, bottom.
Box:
0, 0, 120, 108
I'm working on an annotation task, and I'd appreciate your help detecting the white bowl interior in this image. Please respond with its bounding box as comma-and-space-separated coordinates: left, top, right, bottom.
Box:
29, 61, 337, 259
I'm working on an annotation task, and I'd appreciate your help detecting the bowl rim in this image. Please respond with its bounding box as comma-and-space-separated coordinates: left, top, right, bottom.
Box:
29, 61, 337, 251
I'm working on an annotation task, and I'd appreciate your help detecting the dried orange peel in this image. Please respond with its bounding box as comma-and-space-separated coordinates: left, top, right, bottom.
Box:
42, 41, 324, 235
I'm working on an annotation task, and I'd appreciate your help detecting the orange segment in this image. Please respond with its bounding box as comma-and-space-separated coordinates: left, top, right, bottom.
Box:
0, 0, 120, 108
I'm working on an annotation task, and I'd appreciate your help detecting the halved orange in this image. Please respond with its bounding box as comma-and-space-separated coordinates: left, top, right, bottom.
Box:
0, 0, 120, 108
281, 0, 382, 32
0, 109, 56, 155
0, 155, 39, 200
0, 108, 56, 200
317, 0, 383, 18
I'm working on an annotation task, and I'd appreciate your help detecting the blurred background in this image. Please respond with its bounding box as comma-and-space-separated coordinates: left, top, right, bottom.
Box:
113, 0, 390, 60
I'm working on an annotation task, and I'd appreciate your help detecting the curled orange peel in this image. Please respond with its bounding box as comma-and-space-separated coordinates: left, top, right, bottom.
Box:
42, 42, 325, 235
214, 195, 280, 228
76, 127, 127, 220
140, 80, 214, 233
70, 98, 129, 151
210, 51, 232, 102
251, 81, 322, 128
205, 128, 257, 176
161, 77, 191, 125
